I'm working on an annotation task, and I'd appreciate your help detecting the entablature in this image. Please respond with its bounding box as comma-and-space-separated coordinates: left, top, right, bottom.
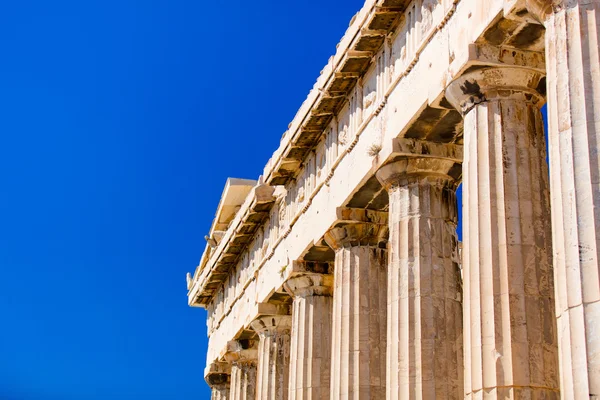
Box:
188, 183, 276, 308
263, 0, 412, 186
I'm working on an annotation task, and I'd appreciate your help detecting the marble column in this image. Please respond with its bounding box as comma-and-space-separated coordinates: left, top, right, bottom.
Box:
376, 145, 463, 399
284, 272, 334, 400
446, 66, 560, 398
206, 362, 231, 400
525, 1, 600, 397
324, 208, 388, 399
225, 340, 258, 400
251, 315, 292, 400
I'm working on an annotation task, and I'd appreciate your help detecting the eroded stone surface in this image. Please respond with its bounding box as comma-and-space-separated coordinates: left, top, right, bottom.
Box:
285, 274, 333, 400
543, 1, 600, 397
251, 316, 292, 400
326, 221, 387, 400
377, 157, 463, 400
447, 67, 560, 399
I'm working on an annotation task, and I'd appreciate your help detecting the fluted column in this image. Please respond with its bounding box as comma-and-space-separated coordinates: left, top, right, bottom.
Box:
376, 143, 464, 399
230, 361, 257, 400
251, 315, 292, 400
284, 272, 334, 400
206, 362, 231, 400
446, 66, 560, 398
225, 340, 258, 400
524, 1, 600, 397
324, 208, 388, 399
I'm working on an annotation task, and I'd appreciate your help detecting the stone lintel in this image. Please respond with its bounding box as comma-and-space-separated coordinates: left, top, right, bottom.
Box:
389, 138, 463, 162
284, 273, 334, 298
250, 315, 292, 334
335, 206, 388, 225
255, 302, 290, 317
467, 43, 546, 73
446, 66, 546, 114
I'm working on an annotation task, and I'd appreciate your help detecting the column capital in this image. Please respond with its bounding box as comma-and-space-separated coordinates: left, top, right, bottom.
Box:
205, 361, 231, 387
284, 273, 333, 298
524, 0, 563, 22
324, 207, 388, 251
375, 139, 463, 189
250, 315, 292, 335
223, 340, 258, 364
446, 66, 546, 114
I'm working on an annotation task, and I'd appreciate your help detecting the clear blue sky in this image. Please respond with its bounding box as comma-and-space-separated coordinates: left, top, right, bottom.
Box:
0, 1, 365, 399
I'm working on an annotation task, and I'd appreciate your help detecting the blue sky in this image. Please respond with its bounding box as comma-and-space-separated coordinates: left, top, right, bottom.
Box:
0, 1, 365, 399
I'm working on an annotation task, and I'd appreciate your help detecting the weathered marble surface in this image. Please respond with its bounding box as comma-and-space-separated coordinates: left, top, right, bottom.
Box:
540, 1, 600, 397
251, 316, 292, 400
285, 274, 333, 400
325, 216, 388, 400
447, 66, 560, 399
377, 155, 463, 400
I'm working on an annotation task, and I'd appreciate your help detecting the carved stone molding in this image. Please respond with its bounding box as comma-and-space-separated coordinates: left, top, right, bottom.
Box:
250, 315, 292, 335
283, 273, 333, 298
205, 361, 231, 390
324, 207, 389, 251
375, 139, 463, 190
445, 66, 546, 114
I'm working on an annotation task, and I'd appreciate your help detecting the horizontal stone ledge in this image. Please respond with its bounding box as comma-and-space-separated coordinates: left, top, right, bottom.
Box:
387, 138, 463, 162
335, 206, 388, 225
255, 302, 291, 316
188, 184, 277, 308
466, 43, 546, 73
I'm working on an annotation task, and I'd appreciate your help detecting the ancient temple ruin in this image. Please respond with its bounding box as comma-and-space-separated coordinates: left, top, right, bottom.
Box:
186, 0, 600, 398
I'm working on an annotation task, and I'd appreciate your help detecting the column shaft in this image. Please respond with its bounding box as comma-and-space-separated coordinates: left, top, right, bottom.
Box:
544, 2, 600, 397
285, 274, 333, 400
252, 316, 292, 400
464, 97, 558, 398
206, 363, 231, 400
330, 245, 387, 399
230, 361, 257, 400
447, 67, 560, 398
379, 168, 463, 399
212, 384, 230, 400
